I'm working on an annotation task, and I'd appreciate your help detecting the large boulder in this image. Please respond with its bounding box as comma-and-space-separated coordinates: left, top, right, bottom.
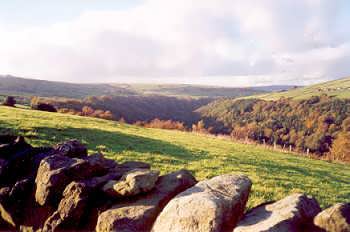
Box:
152, 174, 252, 232
42, 171, 123, 232
313, 203, 350, 232
0, 178, 34, 228
102, 169, 159, 197
0, 159, 8, 177
0, 136, 32, 160
96, 169, 197, 232
0, 136, 35, 185
35, 153, 113, 206
0, 186, 15, 227
233, 193, 321, 232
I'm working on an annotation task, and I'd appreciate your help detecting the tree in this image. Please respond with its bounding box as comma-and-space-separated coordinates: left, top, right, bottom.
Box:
82, 106, 95, 116
30, 96, 40, 109
3, 96, 16, 107
331, 131, 350, 161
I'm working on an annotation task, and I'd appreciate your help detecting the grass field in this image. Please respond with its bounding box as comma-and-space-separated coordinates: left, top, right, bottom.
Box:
0, 106, 349, 209
245, 76, 350, 100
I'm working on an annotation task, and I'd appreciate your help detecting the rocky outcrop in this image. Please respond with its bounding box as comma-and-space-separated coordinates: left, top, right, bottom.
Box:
96, 169, 197, 232
233, 193, 321, 232
0, 136, 347, 232
152, 174, 252, 232
313, 203, 350, 232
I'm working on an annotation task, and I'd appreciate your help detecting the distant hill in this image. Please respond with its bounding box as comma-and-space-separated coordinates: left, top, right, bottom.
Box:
0, 75, 268, 100
114, 83, 265, 98
246, 77, 350, 100
251, 85, 300, 92
0, 75, 137, 99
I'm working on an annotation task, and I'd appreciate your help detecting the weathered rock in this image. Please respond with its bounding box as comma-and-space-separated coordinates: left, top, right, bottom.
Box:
96, 169, 197, 232
35, 153, 112, 206
0, 186, 16, 227
313, 203, 350, 232
85, 153, 117, 171
0, 158, 8, 177
42, 182, 90, 232
152, 174, 252, 232
102, 169, 159, 197
0, 135, 17, 145
233, 193, 321, 232
0, 178, 34, 228
0, 137, 36, 185
42, 171, 123, 231
53, 140, 87, 158
0, 136, 32, 160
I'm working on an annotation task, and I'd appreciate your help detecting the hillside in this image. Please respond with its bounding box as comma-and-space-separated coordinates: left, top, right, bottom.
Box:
117, 83, 267, 98
247, 77, 350, 100
197, 96, 350, 158
0, 106, 349, 209
0, 75, 137, 99
40, 95, 211, 125
0, 75, 267, 100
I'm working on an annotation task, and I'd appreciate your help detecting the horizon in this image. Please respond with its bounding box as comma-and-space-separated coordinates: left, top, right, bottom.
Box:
0, 1, 350, 86
2, 73, 342, 88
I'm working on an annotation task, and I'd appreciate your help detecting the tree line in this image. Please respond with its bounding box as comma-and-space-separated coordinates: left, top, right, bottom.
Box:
199, 95, 350, 161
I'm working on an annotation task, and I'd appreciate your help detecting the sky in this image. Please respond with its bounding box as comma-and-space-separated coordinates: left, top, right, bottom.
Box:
0, 0, 349, 87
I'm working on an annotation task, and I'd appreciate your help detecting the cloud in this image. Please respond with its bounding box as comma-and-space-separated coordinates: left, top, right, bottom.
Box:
0, 0, 349, 86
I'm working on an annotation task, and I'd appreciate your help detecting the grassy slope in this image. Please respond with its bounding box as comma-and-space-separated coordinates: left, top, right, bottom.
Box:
246, 77, 350, 100
0, 106, 349, 209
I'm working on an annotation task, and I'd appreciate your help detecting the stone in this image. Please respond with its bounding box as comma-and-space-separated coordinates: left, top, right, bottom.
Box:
0, 158, 8, 177
42, 182, 90, 232
233, 193, 321, 232
152, 174, 252, 232
53, 140, 87, 158
85, 153, 117, 172
0, 187, 16, 228
0, 178, 34, 228
35, 154, 112, 206
42, 171, 123, 231
96, 169, 197, 232
0, 136, 35, 185
313, 203, 350, 232
102, 169, 159, 197
0, 136, 32, 160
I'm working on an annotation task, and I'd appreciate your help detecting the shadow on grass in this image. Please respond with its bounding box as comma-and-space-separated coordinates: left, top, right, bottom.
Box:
0, 124, 208, 163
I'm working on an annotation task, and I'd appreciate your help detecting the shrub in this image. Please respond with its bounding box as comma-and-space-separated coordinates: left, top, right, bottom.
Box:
31, 97, 57, 112
34, 103, 57, 112
3, 96, 16, 107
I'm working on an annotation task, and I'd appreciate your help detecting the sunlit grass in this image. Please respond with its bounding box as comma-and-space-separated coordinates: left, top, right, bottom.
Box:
0, 106, 349, 209
242, 76, 350, 100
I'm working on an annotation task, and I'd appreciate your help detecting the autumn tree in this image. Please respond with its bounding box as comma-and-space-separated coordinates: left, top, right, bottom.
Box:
331, 131, 350, 161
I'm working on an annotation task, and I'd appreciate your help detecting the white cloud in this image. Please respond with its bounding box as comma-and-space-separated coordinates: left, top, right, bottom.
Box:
0, 0, 349, 86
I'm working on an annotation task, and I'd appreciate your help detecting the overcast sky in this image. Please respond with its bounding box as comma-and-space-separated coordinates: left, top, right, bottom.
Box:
0, 0, 349, 86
